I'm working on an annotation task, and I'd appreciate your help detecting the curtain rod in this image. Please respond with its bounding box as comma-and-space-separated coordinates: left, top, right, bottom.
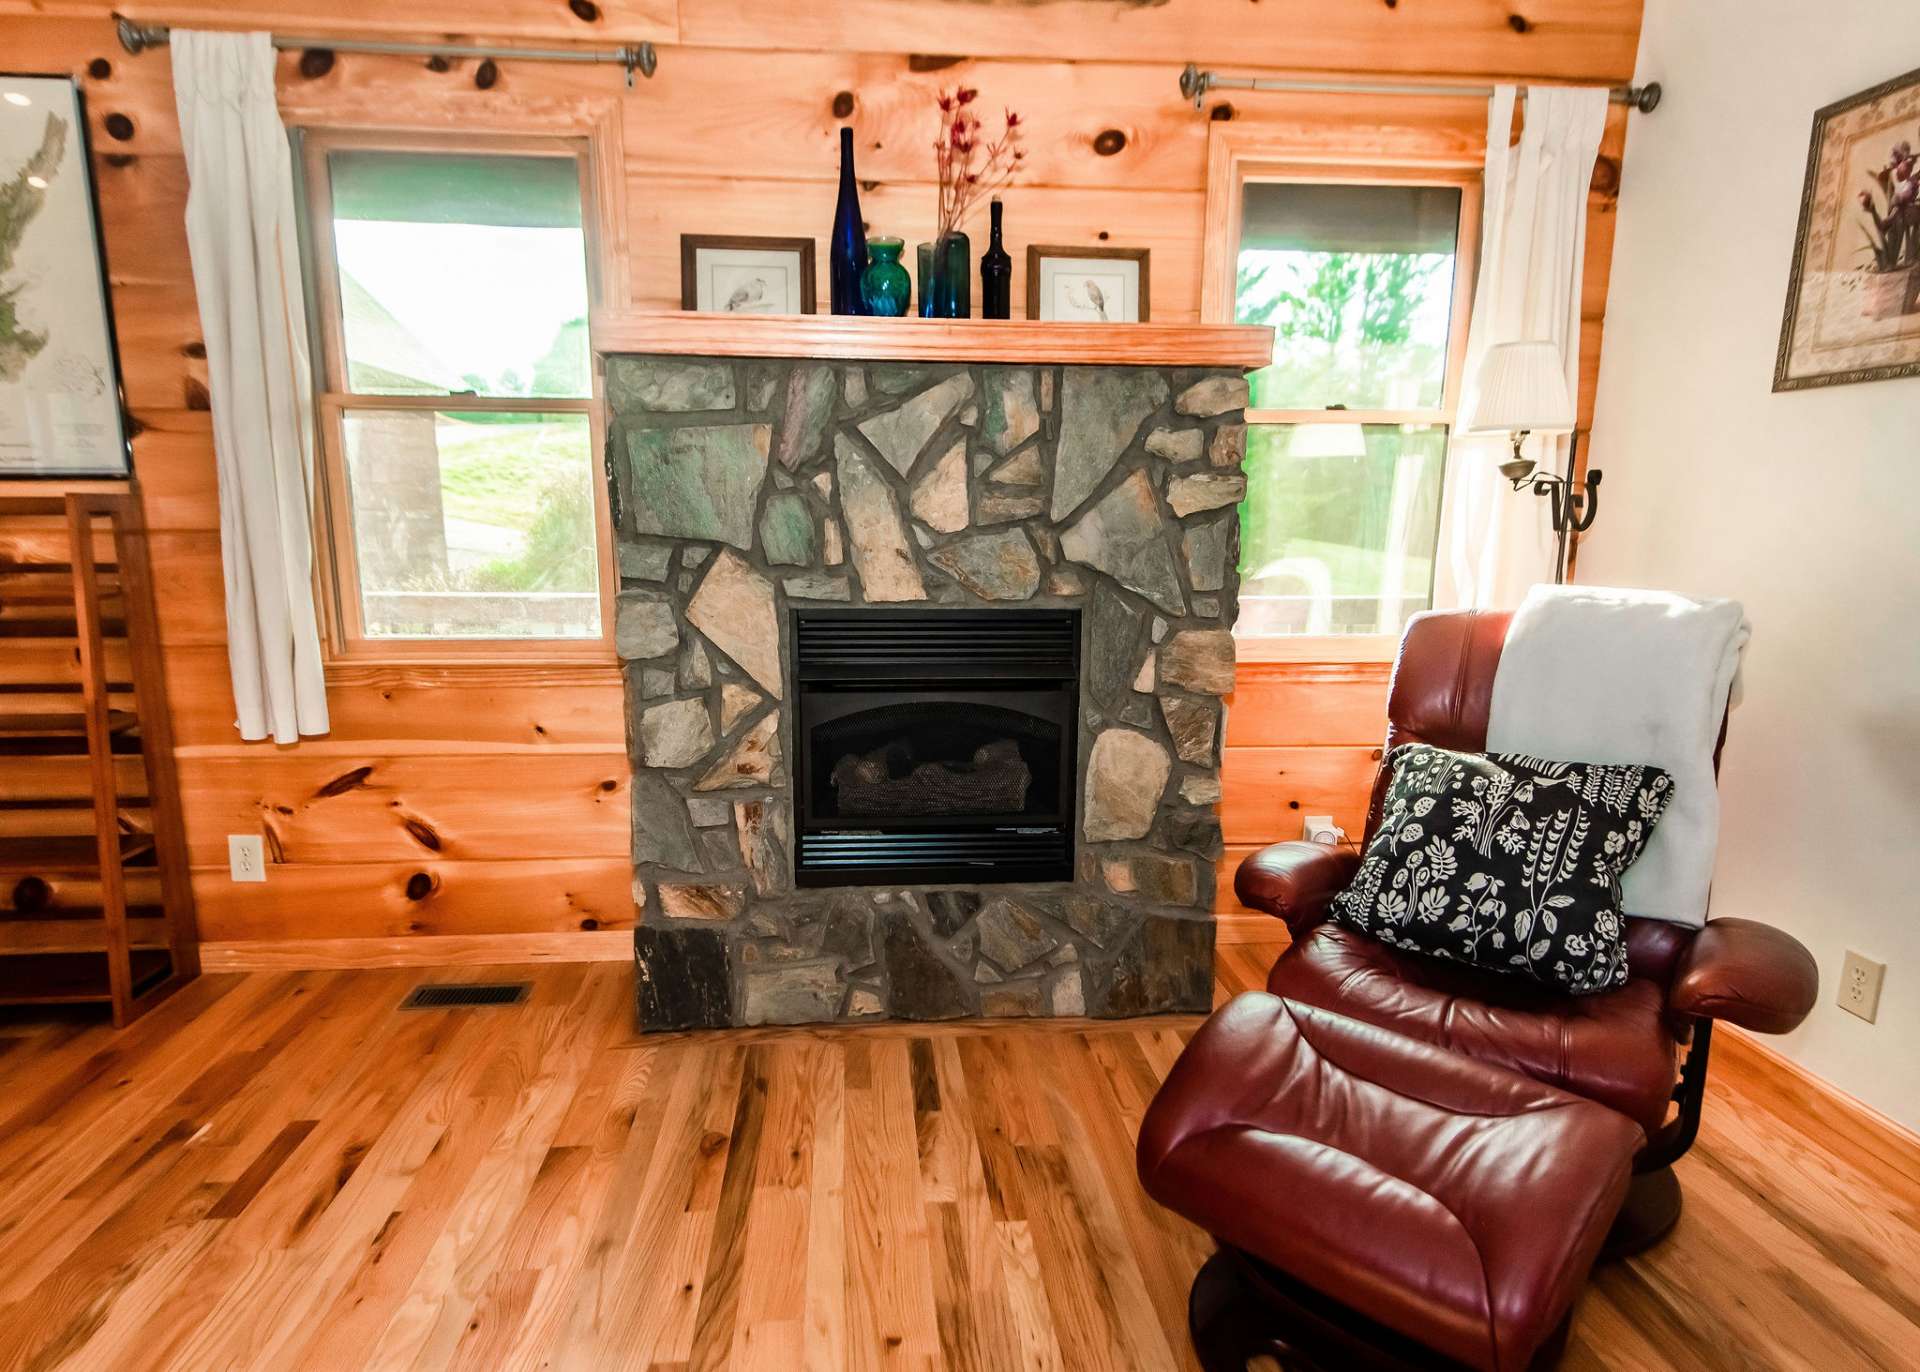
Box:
1179, 63, 1661, 114
113, 17, 658, 86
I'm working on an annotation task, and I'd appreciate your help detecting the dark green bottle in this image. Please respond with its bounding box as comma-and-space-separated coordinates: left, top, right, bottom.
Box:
980, 198, 1012, 319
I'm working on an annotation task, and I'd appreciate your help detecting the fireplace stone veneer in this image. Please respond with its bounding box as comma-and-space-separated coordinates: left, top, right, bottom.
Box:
609, 352, 1248, 1030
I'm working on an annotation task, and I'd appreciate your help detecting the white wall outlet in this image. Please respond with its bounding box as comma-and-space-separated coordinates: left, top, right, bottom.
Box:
1838, 950, 1885, 1023
1303, 814, 1342, 844
228, 834, 267, 883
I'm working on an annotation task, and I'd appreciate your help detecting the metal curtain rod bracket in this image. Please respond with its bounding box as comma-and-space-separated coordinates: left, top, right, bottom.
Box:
114, 16, 658, 87
1178, 63, 1661, 114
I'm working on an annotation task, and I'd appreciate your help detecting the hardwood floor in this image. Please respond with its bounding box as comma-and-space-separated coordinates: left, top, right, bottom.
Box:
0, 941, 1915, 1371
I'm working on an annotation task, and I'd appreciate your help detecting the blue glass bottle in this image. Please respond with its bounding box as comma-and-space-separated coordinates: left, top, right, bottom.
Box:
829, 127, 868, 315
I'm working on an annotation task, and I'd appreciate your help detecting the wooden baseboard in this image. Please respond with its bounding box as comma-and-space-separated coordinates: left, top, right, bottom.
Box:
199, 930, 635, 970
1717, 1023, 1920, 1182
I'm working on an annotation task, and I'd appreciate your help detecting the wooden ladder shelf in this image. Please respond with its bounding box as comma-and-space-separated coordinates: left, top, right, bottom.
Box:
0, 487, 199, 1024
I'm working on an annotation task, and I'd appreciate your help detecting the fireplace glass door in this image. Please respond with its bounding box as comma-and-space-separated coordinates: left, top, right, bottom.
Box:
792, 609, 1079, 886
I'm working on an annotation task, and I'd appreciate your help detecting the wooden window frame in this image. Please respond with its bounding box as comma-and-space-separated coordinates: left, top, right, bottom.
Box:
296, 124, 621, 667
1202, 123, 1482, 662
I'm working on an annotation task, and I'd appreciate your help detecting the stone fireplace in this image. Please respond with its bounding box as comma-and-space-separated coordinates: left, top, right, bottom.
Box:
603, 328, 1253, 1029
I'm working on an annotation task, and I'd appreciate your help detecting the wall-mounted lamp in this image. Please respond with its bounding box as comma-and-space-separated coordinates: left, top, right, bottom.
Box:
1462, 340, 1599, 584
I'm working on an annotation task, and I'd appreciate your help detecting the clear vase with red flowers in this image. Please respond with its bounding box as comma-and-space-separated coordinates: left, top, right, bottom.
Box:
917, 88, 1024, 318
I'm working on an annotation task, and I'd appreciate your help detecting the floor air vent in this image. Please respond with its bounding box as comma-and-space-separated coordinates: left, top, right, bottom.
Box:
400, 982, 530, 1010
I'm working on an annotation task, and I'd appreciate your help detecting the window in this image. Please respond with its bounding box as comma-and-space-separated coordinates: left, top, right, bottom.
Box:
1223, 172, 1476, 643
302, 134, 610, 655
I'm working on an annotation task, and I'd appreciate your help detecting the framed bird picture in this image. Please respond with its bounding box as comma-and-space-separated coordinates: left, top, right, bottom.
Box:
680, 235, 816, 315
1027, 245, 1150, 322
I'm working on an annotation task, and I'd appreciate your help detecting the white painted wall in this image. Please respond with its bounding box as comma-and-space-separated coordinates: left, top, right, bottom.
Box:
1582, 0, 1920, 1127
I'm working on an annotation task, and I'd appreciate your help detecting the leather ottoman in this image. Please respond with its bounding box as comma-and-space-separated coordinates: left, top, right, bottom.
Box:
1138, 993, 1646, 1372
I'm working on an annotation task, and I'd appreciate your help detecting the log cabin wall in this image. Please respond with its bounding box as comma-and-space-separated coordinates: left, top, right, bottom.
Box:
0, 1, 1642, 963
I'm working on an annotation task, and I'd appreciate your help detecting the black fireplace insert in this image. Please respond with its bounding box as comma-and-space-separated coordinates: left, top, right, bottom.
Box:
792, 608, 1080, 886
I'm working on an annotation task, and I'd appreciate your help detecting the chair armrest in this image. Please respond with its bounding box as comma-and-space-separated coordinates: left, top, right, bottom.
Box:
1670, 917, 1819, 1035
1234, 841, 1361, 939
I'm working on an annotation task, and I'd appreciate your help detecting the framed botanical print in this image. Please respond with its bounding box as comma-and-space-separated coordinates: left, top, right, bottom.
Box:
0, 74, 132, 476
680, 234, 815, 315
1026, 245, 1150, 322
1775, 64, 1920, 391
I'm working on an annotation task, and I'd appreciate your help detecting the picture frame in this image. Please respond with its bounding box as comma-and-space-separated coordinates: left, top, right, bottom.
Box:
1774, 64, 1920, 392
0, 73, 133, 477
1026, 245, 1150, 323
679, 234, 816, 316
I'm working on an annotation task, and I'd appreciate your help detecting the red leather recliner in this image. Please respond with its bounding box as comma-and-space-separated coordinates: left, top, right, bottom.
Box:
1236, 608, 1820, 1250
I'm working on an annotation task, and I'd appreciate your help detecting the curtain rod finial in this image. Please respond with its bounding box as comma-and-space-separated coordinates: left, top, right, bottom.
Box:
1630, 81, 1662, 114
114, 16, 169, 54
1179, 63, 1210, 109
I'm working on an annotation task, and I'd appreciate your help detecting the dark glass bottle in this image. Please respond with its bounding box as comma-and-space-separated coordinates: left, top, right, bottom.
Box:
980, 198, 1012, 319
829, 127, 868, 315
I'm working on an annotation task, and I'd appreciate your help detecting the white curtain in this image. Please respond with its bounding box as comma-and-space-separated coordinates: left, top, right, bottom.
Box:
1435, 84, 1609, 610
173, 31, 329, 742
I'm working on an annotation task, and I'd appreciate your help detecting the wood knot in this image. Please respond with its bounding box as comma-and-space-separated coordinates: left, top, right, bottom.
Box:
1590, 154, 1621, 198
579, 917, 599, 930
832, 90, 855, 119
182, 340, 207, 359
401, 816, 443, 852
907, 54, 964, 73
88, 58, 113, 80
598, 779, 618, 793
1507, 13, 1531, 32
404, 872, 435, 901
1208, 102, 1235, 122
184, 378, 211, 411
568, 0, 601, 20
103, 112, 134, 141
314, 765, 374, 798
426, 55, 451, 73
103, 152, 136, 169
298, 48, 335, 79
475, 58, 499, 89
1096, 230, 1110, 241
11, 877, 51, 912
125, 415, 146, 439
1092, 128, 1127, 156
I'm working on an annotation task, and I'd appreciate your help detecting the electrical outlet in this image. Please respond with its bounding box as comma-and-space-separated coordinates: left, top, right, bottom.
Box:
1838, 950, 1885, 1023
1303, 814, 1341, 844
228, 834, 267, 883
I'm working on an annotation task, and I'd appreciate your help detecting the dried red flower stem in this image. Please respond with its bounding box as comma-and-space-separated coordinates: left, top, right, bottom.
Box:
931, 87, 1025, 239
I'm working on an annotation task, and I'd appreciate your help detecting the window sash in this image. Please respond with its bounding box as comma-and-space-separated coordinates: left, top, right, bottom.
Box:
1209, 157, 1481, 654
298, 129, 616, 663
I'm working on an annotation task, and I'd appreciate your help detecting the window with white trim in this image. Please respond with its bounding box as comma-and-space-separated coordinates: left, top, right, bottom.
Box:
1230, 172, 1476, 641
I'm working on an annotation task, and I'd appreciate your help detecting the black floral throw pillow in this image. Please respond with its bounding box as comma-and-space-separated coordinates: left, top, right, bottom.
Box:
1330, 744, 1674, 995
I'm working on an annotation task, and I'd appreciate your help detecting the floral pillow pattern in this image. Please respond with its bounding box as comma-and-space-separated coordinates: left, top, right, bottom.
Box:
1329, 744, 1674, 995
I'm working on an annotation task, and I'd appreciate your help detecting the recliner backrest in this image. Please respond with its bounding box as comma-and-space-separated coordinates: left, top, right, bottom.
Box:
1367, 608, 1698, 988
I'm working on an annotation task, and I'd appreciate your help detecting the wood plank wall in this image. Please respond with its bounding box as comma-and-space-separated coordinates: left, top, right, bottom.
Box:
0, 0, 1641, 960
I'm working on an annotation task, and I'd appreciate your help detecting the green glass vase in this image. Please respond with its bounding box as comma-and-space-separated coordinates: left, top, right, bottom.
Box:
916, 232, 971, 318
859, 237, 911, 317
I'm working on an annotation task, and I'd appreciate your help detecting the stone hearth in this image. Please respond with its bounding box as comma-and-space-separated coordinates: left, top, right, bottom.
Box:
608, 352, 1247, 1029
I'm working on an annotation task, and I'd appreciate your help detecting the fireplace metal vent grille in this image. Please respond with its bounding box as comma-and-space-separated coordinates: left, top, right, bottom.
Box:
795, 608, 1078, 680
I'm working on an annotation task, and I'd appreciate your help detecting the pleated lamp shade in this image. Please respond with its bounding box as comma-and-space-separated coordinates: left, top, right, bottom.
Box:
1462, 341, 1575, 435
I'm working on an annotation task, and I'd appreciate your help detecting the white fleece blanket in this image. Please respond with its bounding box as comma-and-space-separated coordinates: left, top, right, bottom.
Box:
1486, 585, 1749, 927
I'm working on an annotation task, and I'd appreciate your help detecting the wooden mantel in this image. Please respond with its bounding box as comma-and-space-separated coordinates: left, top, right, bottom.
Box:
591, 312, 1275, 370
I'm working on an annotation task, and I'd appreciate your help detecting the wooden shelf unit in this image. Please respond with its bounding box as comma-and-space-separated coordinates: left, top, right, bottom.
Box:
0, 487, 198, 1024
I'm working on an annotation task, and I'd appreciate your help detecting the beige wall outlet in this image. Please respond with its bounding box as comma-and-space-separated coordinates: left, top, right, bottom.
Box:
1837, 950, 1885, 1023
